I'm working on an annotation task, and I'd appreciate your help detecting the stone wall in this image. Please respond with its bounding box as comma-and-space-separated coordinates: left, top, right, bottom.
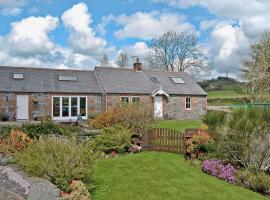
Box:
106, 94, 152, 111
166, 95, 207, 120
1, 93, 102, 121
0, 93, 16, 119
30, 93, 50, 120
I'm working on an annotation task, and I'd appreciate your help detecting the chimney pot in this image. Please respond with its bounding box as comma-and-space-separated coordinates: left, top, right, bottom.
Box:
134, 58, 142, 71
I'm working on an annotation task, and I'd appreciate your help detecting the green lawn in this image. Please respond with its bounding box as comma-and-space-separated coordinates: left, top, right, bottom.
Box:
92, 152, 266, 200
207, 91, 246, 99
155, 120, 203, 132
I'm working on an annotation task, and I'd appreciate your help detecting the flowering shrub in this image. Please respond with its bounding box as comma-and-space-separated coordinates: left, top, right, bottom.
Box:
202, 160, 236, 183
91, 108, 121, 129
62, 180, 91, 200
185, 131, 212, 159
7, 130, 32, 151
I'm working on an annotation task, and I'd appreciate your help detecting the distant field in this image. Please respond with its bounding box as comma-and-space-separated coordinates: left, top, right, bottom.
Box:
207, 91, 246, 99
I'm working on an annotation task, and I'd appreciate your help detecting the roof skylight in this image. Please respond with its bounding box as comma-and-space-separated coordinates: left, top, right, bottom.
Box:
150, 76, 160, 83
170, 76, 185, 84
13, 73, 24, 80
58, 75, 77, 81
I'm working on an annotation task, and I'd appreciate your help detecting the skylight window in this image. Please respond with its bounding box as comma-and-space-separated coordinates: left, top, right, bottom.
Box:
170, 76, 185, 84
150, 76, 160, 83
58, 75, 77, 81
13, 73, 24, 80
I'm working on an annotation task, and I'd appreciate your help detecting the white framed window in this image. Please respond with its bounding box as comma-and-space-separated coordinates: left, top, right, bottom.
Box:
120, 96, 129, 104
132, 96, 140, 103
185, 97, 191, 110
52, 96, 87, 121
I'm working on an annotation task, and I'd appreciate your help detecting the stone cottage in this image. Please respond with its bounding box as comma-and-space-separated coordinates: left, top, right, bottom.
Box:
0, 61, 207, 121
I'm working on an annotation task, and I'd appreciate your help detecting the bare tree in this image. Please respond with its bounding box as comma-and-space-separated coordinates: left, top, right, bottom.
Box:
117, 52, 129, 68
241, 31, 270, 103
100, 54, 109, 67
145, 30, 207, 73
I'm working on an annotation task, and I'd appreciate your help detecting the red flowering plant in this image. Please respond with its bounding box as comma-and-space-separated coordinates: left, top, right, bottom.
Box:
7, 130, 32, 152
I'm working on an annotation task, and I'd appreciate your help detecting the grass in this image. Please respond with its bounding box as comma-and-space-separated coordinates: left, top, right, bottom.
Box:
207, 91, 246, 99
154, 120, 203, 132
92, 152, 266, 200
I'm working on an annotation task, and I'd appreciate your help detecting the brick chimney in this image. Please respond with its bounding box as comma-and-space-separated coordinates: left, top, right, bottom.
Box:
133, 58, 142, 71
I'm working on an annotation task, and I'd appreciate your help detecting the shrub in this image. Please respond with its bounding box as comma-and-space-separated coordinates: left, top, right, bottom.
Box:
202, 110, 227, 134
62, 180, 91, 200
236, 170, 270, 195
90, 125, 132, 154
91, 103, 154, 135
21, 121, 80, 138
14, 137, 95, 192
185, 131, 212, 159
0, 125, 19, 138
202, 159, 236, 183
91, 109, 121, 129
7, 130, 32, 151
118, 103, 154, 136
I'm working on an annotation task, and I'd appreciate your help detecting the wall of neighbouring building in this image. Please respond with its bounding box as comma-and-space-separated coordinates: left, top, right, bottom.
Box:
0, 93, 102, 121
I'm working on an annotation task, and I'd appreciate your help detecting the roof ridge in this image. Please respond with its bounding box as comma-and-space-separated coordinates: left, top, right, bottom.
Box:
0, 66, 94, 72
95, 66, 186, 74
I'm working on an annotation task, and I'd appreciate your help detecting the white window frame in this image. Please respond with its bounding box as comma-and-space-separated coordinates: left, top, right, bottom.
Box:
185, 97, 191, 110
120, 96, 130, 104
13, 73, 24, 80
131, 96, 140, 103
52, 96, 88, 121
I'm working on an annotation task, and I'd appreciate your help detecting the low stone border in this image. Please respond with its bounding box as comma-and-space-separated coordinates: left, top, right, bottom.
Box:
0, 164, 62, 200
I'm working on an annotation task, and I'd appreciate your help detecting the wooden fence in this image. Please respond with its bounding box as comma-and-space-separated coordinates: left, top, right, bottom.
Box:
142, 128, 185, 153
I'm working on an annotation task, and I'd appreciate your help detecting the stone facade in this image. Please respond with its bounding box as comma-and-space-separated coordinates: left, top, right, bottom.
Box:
0, 93, 16, 120
105, 94, 207, 120
0, 93, 102, 121
1, 92, 206, 121
165, 95, 207, 120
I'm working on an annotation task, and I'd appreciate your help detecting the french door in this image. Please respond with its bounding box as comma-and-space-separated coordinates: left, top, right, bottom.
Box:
52, 96, 87, 121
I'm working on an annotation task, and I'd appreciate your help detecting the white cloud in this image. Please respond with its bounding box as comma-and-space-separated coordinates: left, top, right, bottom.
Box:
208, 23, 250, 75
61, 2, 106, 56
6, 15, 59, 56
107, 11, 195, 40
0, 3, 115, 70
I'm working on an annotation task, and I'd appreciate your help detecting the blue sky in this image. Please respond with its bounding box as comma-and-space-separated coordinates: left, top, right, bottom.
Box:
0, 0, 269, 78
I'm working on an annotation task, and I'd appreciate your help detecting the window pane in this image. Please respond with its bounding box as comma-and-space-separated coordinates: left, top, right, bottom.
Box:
80, 97, 86, 117
53, 97, 60, 117
62, 97, 69, 117
132, 97, 140, 103
121, 97, 129, 103
71, 97, 78, 117
186, 97, 191, 109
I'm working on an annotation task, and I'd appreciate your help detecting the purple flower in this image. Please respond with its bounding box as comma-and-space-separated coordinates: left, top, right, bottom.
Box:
202, 160, 236, 183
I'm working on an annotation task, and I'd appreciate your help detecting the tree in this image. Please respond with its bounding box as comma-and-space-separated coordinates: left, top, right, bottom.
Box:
145, 30, 207, 73
241, 32, 270, 103
117, 52, 129, 68
100, 54, 109, 67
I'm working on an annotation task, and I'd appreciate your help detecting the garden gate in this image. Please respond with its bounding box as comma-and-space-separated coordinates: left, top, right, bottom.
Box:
142, 128, 185, 153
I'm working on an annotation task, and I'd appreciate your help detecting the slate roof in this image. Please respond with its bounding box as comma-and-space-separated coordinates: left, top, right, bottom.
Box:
0, 66, 101, 93
94, 67, 207, 96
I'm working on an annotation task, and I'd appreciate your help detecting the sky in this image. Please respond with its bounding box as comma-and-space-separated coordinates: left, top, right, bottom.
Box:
0, 0, 269, 78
